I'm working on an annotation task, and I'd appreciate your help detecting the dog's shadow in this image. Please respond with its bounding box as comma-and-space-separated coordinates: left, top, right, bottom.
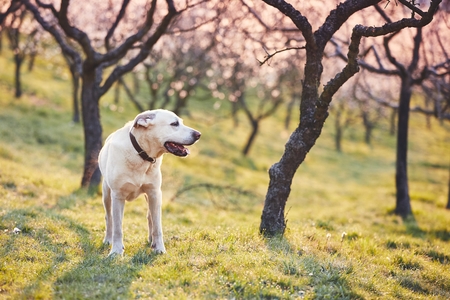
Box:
54, 245, 160, 298
1, 192, 160, 299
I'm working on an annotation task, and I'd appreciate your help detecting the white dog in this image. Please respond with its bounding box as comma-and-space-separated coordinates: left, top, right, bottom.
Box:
98, 109, 201, 256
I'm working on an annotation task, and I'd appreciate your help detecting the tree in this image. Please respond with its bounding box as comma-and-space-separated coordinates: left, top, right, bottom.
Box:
3, 4, 39, 98
22, 0, 178, 188
200, 1, 299, 155
142, 34, 217, 115
258, 0, 442, 236
333, 3, 450, 217
240, 69, 283, 156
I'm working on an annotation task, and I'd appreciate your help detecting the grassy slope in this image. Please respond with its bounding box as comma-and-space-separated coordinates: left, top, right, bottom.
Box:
0, 51, 449, 300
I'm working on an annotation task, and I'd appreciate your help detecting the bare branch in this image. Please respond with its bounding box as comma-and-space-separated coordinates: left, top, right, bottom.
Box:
374, 3, 393, 23
398, 0, 426, 17
171, 183, 259, 204
104, 0, 130, 50
257, 46, 306, 66
168, 6, 221, 34
261, 0, 314, 45
320, 0, 442, 106
317, 0, 380, 49
118, 77, 145, 112
0, 0, 22, 26
241, 0, 298, 32
99, 0, 157, 64
58, 0, 98, 60
99, 0, 178, 96
35, 0, 58, 17
330, 38, 399, 75
408, 26, 422, 73
21, 0, 82, 74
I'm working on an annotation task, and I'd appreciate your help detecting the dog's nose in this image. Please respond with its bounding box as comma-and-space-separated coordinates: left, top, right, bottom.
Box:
193, 130, 201, 141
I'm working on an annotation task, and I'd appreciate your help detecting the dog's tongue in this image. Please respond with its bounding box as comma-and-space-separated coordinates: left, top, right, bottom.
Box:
165, 142, 189, 157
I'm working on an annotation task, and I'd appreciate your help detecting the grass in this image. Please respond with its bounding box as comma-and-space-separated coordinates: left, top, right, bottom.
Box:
0, 50, 450, 299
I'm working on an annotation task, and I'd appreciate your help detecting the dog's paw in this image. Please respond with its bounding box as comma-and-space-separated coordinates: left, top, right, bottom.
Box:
151, 243, 166, 254
108, 245, 125, 257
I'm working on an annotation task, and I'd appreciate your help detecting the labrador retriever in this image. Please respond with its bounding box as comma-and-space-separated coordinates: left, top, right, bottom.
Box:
98, 109, 201, 256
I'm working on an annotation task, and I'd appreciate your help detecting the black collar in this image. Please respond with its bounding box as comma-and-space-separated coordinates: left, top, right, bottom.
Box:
129, 131, 155, 163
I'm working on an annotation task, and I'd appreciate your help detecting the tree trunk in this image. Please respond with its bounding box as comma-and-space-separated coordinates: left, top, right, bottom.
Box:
80, 70, 102, 189
446, 164, 450, 209
362, 112, 373, 145
334, 110, 342, 152
72, 71, 80, 123
260, 48, 324, 236
114, 81, 120, 104
28, 53, 36, 72
14, 54, 23, 98
394, 77, 412, 217
390, 108, 396, 136
243, 120, 259, 156
364, 125, 373, 145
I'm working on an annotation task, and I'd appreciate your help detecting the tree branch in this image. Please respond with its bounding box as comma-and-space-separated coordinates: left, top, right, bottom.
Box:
261, 0, 314, 45
21, 0, 82, 75
317, 0, 380, 49
0, 0, 22, 26
99, 0, 178, 96
35, 0, 58, 17
320, 0, 442, 106
374, 3, 393, 23
408, 26, 422, 73
398, 0, 426, 17
240, 0, 298, 32
99, 0, 157, 64
104, 0, 130, 50
257, 46, 306, 66
58, 0, 98, 61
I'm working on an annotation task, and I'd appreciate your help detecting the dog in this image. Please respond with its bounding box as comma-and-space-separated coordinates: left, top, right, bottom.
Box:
98, 109, 201, 256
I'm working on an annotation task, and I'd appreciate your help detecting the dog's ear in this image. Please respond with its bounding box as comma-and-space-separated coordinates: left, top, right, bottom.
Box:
134, 112, 157, 128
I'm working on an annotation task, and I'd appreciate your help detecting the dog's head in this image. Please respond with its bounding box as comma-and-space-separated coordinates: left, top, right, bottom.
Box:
131, 109, 201, 157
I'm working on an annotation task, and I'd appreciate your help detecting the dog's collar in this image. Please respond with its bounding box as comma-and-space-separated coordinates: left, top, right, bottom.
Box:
129, 131, 156, 163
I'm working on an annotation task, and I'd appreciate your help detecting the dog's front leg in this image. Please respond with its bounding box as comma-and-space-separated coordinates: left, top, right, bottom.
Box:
109, 193, 126, 256
102, 181, 113, 245
145, 189, 166, 253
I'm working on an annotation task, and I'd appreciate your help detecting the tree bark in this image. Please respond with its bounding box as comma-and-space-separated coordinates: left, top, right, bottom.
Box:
394, 76, 413, 217
80, 70, 102, 189
71, 68, 80, 123
260, 47, 324, 236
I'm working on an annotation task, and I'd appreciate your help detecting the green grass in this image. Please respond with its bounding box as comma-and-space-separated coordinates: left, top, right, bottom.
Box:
1, 51, 450, 299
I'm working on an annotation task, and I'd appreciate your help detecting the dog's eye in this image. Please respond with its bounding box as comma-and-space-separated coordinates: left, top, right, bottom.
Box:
170, 121, 179, 127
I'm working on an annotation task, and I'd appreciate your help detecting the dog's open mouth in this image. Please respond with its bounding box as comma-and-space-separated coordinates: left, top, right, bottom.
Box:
164, 142, 190, 157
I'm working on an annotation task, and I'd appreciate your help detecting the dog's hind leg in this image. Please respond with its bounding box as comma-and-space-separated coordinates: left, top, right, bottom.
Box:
144, 193, 153, 245
102, 181, 113, 245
